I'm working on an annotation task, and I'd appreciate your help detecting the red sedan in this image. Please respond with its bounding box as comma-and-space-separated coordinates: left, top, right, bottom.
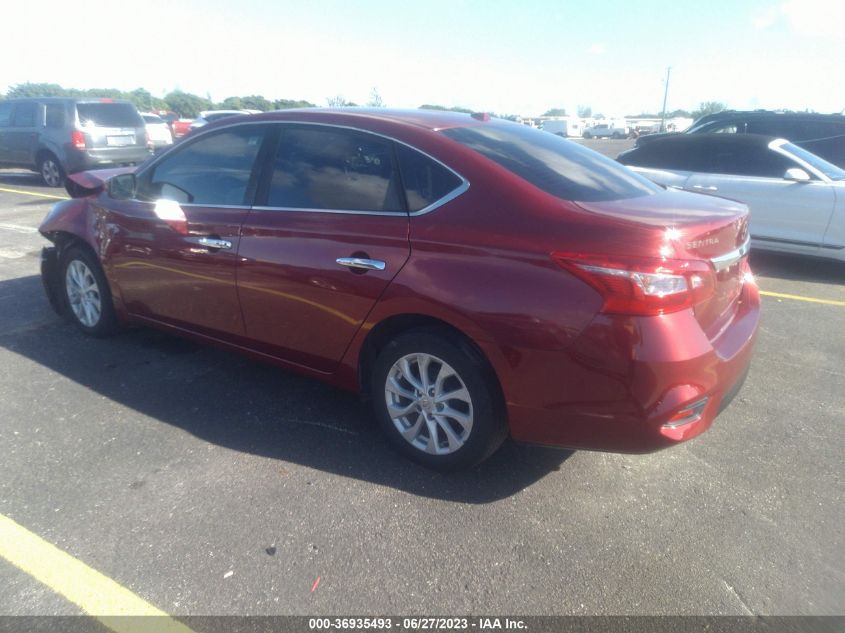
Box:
39, 109, 759, 470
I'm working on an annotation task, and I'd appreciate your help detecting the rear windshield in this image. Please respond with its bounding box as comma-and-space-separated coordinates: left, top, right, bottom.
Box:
76, 103, 143, 128
442, 123, 660, 202
142, 114, 163, 124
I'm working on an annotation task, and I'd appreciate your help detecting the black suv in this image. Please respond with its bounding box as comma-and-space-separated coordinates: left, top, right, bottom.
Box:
0, 98, 152, 186
636, 110, 845, 167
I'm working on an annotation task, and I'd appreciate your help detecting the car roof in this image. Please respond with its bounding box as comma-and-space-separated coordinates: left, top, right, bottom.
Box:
692, 109, 844, 126
235, 107, 493, 132
634, 132, 786, 150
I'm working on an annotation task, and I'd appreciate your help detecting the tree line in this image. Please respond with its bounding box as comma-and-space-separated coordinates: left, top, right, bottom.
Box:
0, 83, 316, 118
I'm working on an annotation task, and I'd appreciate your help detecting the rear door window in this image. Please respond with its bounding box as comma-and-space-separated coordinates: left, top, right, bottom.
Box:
265, 125, 404, 212
76, 103, 143, 128
395, 144, 462, 212
11, 102, 37, 128
707, 143, 792, 178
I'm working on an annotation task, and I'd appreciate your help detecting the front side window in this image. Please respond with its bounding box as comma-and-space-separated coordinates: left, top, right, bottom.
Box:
266, 126, 403, 212
778, 141, 845, 181
395, 144, 462, 212
443, 122, 660, 202
12, 102, 37, 127
137, 126, 266, 205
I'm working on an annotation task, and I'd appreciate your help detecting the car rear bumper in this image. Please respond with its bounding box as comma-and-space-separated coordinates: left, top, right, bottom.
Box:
65, 147, 152, 174
502, 281, 760, 453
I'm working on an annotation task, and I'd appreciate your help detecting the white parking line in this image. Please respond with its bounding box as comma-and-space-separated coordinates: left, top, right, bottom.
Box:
0, 222, 39, 234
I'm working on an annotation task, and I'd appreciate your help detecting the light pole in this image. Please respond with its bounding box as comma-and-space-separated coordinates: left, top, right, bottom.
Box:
659, 67, 671, 132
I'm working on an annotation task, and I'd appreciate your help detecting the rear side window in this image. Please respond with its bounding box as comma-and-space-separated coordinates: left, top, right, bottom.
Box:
443, 123, 659, 202
266, 126, 403, 212
395, 144, 462, 212
45, 104, 65, 129
138, 126, 265, 205
703, 141, 792, 178
76, 103, 143, 128
12, 102, 37, 127
0, 103, 11, 127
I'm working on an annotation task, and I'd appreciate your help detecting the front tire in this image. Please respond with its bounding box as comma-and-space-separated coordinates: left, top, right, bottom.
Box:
39, 154, 65, 187
371, 330, 507, 471
61, 246, 118, 336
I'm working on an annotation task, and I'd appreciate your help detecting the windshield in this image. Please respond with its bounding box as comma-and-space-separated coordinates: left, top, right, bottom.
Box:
442, 122, 660, 202
778, 141, 845, 180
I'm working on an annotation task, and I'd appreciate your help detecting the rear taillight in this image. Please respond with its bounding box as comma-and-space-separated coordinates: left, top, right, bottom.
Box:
71, 130, 86, 150
552, 253, 715, 316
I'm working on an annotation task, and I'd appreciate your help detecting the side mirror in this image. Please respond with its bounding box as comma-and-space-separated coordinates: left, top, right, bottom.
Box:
783, 167, 811, 182
108, 173, 136, 199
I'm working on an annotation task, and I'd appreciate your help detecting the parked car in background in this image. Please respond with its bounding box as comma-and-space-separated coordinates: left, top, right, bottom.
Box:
189, 109, 257, 131
39, 109, 758, 470
618, 133, 845, 261
140, 113, 174, 150
541, 118, 584, 137
636, 110, 845, 168
583, 120, 630, 139
0, 97, 151, 186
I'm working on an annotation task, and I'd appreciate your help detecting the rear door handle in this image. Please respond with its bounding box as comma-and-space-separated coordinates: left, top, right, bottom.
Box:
336, 257, 386, 271
692, 184, 718, 191
188, 236, 232, 250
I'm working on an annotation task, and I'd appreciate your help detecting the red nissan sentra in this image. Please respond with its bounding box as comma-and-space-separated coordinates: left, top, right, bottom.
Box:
39, 109, 759, 470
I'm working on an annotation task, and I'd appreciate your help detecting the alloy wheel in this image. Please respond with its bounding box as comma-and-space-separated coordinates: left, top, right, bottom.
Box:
384, 353, 474, 455
65, 259, 102, 327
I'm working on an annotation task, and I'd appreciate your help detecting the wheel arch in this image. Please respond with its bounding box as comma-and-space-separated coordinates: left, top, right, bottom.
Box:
352, 312, 508, 415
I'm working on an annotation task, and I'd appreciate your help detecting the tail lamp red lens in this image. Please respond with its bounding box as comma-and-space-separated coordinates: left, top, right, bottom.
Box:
71, 130, 86, 150
553, 253, 715, 316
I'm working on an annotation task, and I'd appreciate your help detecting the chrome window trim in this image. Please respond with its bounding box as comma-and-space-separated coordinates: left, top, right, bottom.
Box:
710, 237, 751, 271
135, 118, 470, 217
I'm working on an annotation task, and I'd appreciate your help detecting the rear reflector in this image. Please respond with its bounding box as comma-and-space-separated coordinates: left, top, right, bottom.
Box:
552, 253, 715, 316
663, 398, 709, 428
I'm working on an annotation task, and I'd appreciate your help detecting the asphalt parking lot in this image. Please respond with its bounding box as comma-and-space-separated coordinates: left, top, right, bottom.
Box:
0, 141, 843, 619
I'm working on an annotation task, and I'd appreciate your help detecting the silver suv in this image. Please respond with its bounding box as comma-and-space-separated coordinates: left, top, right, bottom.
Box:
0, 98, 152, 186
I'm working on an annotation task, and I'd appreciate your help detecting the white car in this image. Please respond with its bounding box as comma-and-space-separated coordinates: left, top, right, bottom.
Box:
140, 113, 173, 150
189, 109, 256, 130
617, 134, 845, 261
583, 121, 629, 139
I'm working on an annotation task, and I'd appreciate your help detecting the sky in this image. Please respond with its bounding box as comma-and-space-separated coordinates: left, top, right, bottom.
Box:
1, 0, 843, 117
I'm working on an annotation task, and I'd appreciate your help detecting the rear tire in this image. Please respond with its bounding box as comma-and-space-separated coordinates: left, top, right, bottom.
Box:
371, 330, 507, 471
60, 245, 118, 337
39, 154, 64, 187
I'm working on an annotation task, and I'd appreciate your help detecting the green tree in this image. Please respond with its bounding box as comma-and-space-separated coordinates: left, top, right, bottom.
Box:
240, 95, 272, 111
164, 90, 212, 117
272, 98, 315, 109
543, 107, 567, 116
327, 95, 356, 107
577, 105, 592, 118
418, 104, 473, 113
218, 96, 244, 110
6, 82, 69, 98
691, 101, 727, 120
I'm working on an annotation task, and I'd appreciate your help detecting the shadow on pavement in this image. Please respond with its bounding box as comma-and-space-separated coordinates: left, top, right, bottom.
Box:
750, 250, 845, 284
0, 274, 571, 504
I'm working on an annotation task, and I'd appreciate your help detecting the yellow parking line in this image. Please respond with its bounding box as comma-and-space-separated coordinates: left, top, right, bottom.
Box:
760, 290, 845, 307
0, 513, 195, 633
0, 186, 68, 200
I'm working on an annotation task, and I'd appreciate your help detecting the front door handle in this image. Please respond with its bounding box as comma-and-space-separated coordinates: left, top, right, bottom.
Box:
189, 236, 232, 250
336, 257, 386, 271
692, 184, 718, 191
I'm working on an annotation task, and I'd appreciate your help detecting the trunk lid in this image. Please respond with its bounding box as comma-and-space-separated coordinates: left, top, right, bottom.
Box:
575, 188, 751, 334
